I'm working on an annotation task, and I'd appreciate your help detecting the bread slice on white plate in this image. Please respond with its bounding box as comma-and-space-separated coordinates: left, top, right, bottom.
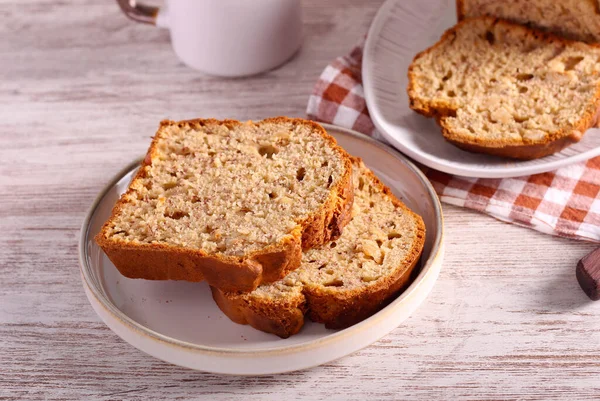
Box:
457, 0, 600, 44
212, 158, 426, 338
408, 17, 600, 159
96, 117, 354, 293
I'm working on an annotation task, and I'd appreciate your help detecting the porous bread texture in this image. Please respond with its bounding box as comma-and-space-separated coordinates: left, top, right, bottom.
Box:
408, 17, 600, 160
211, 158, 426, 338
457, 0, 600, 44
95, 117, 354, 293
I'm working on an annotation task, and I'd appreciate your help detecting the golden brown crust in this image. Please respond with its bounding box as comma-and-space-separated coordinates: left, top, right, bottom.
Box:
95, 117, 354, 293
211, 160, 426, 338
407, 17, 600, 160
211, 286, 307, 338
443, 129, 580, 160
300, 165, 354, 250
456, 0, 466, 20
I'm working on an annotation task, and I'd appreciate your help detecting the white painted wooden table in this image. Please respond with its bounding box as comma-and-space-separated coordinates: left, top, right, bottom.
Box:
2, 1, 600, 399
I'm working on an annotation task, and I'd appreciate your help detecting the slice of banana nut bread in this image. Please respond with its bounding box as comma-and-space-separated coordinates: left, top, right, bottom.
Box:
408, 17, 600, 159
457, 0, 600, 44
211, 158, 426, 338
95, 118, 354, 293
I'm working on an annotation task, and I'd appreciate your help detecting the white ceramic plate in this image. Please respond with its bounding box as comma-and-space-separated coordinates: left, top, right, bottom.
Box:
363, 0, 600, 179
78, 124, 444, 375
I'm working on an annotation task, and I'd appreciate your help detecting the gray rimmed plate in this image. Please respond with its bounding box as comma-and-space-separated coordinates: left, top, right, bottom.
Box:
78, 123, 444, 375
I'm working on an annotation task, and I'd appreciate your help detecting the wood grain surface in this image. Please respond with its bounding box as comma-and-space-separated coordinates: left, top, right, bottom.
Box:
2, 0, 600, 400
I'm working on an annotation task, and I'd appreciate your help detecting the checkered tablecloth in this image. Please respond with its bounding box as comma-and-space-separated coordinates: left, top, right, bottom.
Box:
307, 43, 600, 242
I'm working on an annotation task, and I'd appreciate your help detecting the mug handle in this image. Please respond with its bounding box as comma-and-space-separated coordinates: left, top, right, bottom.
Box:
116, 0, 166, 26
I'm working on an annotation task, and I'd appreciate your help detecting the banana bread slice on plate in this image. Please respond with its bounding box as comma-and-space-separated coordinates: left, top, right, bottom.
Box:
212, 158, 426, 338
95, 117, 354, 293
408, 17, 600, 159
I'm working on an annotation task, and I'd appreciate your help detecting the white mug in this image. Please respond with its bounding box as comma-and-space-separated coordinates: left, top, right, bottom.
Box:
117, 0, 303, 77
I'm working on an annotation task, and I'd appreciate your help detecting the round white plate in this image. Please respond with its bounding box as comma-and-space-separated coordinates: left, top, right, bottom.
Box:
362, 0, 600, 179
79, 124, 444, 375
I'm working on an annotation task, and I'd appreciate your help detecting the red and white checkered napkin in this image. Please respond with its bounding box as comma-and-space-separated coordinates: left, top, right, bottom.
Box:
307, 43, 600, 242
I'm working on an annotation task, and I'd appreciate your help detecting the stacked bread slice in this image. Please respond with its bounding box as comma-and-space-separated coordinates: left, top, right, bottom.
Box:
212, 158, 425, 338
408, 3, 600, 159
97, 118, 426, 336
457, 0, 600, 44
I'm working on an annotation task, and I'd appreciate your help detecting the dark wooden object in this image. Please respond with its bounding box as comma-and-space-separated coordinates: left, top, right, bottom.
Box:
577, 248, 600, 300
